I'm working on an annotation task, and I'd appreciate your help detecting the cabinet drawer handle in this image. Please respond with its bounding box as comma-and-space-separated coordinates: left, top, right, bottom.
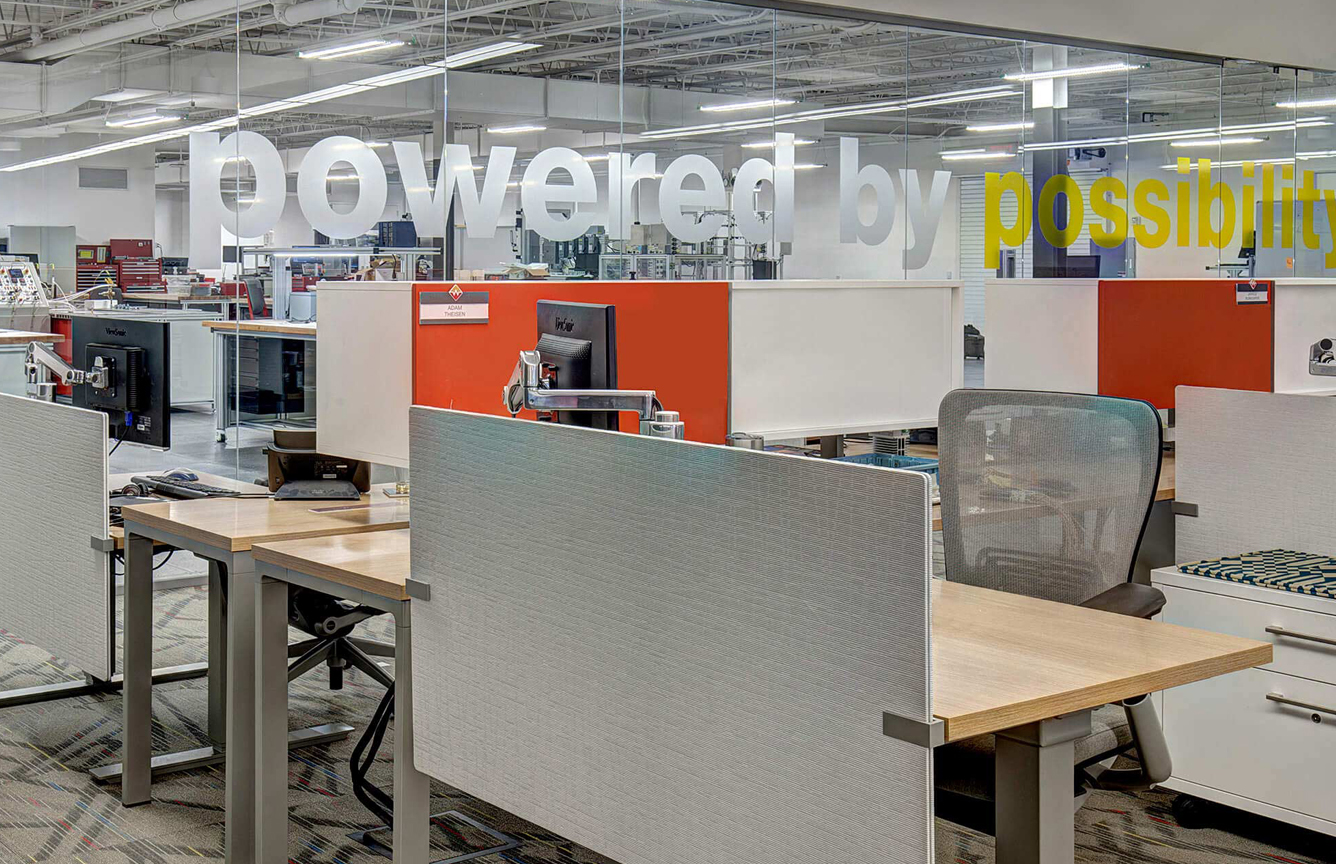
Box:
1266, 692, 1336, 718
1265, 626, 1336, 648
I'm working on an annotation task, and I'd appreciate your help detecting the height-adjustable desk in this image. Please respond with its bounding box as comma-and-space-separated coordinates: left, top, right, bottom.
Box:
117, 489, 409, 864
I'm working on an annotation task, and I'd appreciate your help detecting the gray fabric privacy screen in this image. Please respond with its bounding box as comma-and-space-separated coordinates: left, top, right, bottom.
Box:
0, 395, 109, 677
409, 407, 934, 864
1176, 386, 1336, 563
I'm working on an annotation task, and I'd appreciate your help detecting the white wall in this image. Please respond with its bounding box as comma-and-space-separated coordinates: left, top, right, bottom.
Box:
0, 142, 155, 246
802, 0, 1336, 71
154, 189, 189, 258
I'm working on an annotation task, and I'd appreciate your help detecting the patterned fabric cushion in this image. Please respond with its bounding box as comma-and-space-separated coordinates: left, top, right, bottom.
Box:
1180, 549, 1336, 600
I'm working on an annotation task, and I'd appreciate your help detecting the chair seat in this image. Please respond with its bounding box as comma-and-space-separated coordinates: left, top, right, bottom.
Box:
934, 704, 1132, 801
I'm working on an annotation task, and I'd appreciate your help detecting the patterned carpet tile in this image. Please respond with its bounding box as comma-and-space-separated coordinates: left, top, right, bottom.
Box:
0, 582, 1331, 864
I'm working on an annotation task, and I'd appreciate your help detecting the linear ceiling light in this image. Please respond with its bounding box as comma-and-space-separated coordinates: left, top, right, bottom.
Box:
741, 137, 815, 148
92, 88, 164, 103
700, 97, 796, 113
1018, 118, 1330, 152
965, 120, 1034, 133
488, 124, 545, 134
942, 150, 1014, 161
106, 113, 177, 128
640, 85, 1017, 140
1169, 136, 1264, 147
1, 41, 541, 174
792, 163, 825, 170
1277, 96, 1336, 109
1163, 150, 1336, 170
1004, 62, 1139, 82
300, 39, 405, 60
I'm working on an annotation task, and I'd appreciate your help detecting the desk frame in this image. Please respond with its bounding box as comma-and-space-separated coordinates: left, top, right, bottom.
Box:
117, 518, 353, 864
254, 559, 431, 863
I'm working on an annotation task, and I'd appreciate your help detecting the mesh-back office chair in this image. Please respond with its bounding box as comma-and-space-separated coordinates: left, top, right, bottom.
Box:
934, 389, 1172, 834
244, 277, 267, 319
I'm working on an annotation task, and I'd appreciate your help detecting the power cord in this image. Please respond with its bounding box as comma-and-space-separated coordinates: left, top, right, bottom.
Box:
349, 683, 397, 827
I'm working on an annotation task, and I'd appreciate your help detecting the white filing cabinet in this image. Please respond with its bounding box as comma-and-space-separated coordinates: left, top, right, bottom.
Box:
1152, 566, 1336, 836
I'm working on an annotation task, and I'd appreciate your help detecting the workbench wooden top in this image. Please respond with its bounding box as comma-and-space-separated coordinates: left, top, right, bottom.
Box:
202, 319, 317, 336
0, 329, 62, 346
253, 528, 411, 600
931, 578, 1269, 741
120, 483, 406, 552
124, 291, 244, 303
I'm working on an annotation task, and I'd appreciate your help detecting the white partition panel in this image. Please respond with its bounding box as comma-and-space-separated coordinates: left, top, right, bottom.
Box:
1274, 280, 1336, 395
316, 281, 413, 468
985, 278, 1099, 393
0, 395, 109, 676
729, 280, 962, 439
1176, 386, 1336, 563
410, 407, 934, 864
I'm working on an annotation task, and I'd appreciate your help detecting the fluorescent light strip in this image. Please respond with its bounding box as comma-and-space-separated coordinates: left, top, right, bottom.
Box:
106, 113, 175, 128
1018, 118, 1331, 153
1277, 96, 1336, 109
640, 85, 1017, 140
1, 41, 541, 174
741, 138, 815, 149
1163, 150, 1336, 170
488, 124, 545, 134
966, 120, 1034, 133
1169, 136, 1264, 148
942, 151, 1015, 161
792, 163, 825, 170
700, 98, 796, 113
1004, 61, 1139, 82
939, 148, 985, 155
300, 39, 404, 60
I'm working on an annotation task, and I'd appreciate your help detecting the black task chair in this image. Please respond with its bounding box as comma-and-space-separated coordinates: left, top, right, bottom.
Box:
934, 389, 1172, 834
286, 590, 394, 692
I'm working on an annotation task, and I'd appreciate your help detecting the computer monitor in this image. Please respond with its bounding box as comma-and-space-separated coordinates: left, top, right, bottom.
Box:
535, 300, 617, 430
72, 317, 171, 449
1064, 254, 1101, 278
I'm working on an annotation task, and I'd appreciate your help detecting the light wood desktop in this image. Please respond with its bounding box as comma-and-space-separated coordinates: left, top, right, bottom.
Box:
116, 486, 409, 864
107, 470, 256, 548
203, 319, 317, 337
247, 527, 1267, 864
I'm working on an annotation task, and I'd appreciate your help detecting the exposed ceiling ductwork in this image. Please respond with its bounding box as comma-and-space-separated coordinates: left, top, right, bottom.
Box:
5, 0, 368, 62
273, 0, 367, 27
8, 0, 271, 61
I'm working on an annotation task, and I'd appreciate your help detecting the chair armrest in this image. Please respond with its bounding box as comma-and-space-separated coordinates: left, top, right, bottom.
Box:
1079, 583, 1166, 619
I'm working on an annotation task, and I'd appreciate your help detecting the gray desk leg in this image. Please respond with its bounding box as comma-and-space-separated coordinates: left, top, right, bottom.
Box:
994, 711, 1093, 864
208, 560, 227, 747
393, 602, 430, 863
226, 554, 258, 864
256, 575, 290, 863
121, 533, 154, 807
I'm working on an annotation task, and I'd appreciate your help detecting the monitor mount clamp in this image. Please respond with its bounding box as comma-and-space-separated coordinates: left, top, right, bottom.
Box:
24, 340, 109, 400
503, 349, 686, 439
1311, 338, 1336, 377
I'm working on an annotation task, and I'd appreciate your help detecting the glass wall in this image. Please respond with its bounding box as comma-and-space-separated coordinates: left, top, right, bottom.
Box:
1, 0, 1334, 474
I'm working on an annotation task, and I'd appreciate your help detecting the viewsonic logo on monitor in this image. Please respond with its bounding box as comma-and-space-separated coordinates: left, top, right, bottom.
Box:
554, 316, 575, 333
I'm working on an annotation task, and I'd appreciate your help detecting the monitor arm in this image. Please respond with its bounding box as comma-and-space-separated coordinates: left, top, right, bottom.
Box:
1311, 339, 1336, 377
24, 340, 108, 399
503, 349, 685, 438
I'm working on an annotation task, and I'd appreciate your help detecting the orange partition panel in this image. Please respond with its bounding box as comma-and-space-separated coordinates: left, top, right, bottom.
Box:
1098, 279, 1273, 410
412, 281, 731, 443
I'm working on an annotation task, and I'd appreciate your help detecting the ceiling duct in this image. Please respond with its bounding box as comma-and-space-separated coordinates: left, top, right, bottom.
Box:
273, 0, 367, 27
9, 0, 269, 61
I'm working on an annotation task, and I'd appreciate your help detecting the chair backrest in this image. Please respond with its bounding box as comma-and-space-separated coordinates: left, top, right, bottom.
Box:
245, 277, 266, 318
938, 389, 1161, 605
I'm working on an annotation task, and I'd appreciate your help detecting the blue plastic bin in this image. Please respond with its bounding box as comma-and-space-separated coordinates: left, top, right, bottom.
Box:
833, 453, 940, 485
